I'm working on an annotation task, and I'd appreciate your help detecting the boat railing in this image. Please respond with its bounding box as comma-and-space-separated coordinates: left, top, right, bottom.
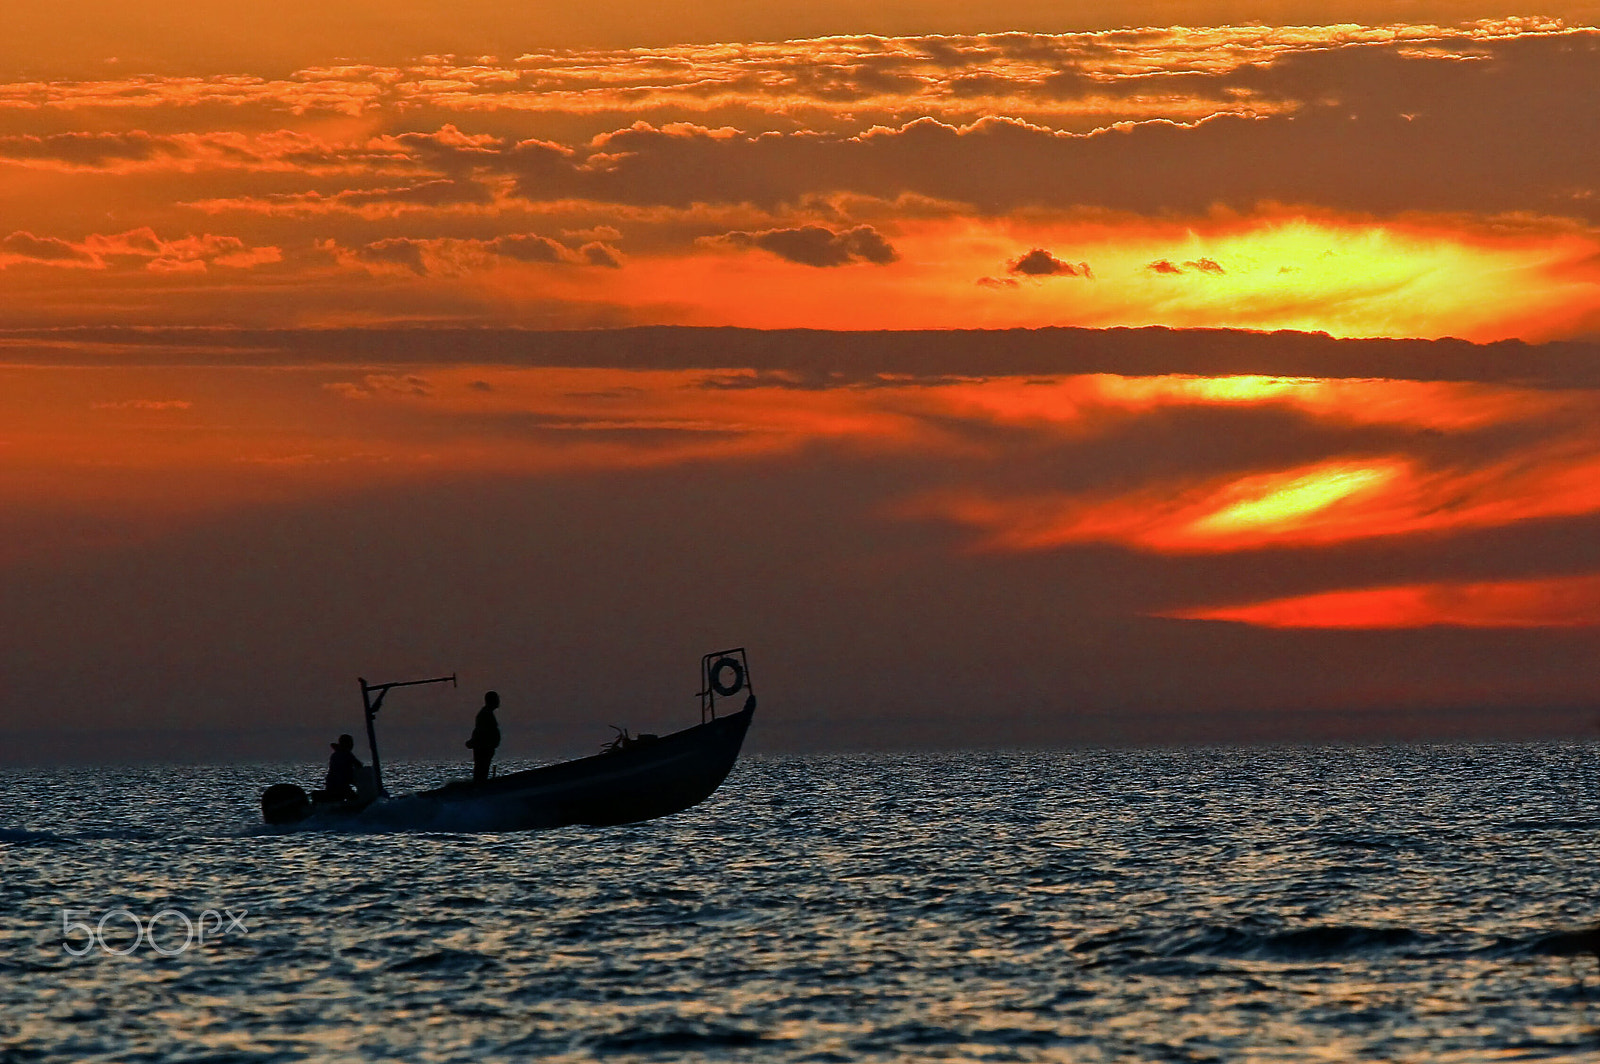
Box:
698, 647, 753, 722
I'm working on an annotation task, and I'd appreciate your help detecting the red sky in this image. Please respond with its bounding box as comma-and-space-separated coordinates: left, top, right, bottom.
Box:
4, 4, 1600, 759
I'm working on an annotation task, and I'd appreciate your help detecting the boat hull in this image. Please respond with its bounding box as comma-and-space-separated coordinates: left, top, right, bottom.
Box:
420, 698, 755, 828
268, 699, 755, 832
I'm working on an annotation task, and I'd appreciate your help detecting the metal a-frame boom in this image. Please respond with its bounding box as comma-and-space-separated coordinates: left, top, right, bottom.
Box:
358, 673, 457, 797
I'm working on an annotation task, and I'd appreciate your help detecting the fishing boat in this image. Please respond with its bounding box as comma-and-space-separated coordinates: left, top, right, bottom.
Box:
260, 648, 757, 831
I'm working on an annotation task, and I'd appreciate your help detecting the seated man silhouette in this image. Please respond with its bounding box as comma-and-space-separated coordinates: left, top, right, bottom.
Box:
321, 733, 363, 803
466, 691, 501, 784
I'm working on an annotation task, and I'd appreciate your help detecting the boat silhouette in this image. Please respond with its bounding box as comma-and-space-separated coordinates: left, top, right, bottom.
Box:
261, 649, 757, 831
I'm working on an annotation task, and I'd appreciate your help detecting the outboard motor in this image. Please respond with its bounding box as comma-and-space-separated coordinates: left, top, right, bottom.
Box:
261, 782, 311, 825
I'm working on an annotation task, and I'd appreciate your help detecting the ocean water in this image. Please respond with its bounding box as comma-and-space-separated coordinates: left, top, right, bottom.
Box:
4, 744, 1600, 1062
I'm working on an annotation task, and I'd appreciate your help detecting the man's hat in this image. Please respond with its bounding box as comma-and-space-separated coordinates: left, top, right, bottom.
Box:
331, 733, 355, 749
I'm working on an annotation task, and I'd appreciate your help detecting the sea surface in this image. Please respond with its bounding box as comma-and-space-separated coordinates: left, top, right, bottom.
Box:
4, 744, 1600, 1062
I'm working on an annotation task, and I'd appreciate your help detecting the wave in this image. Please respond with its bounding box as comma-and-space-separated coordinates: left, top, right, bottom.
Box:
1185, 923, 1428, 960
1497, 819, 1600, 832
1502, 929, 1600, 959
583, 1025, 776, 1053
0, 826, 71, 846
70, 827, 169, 842
1084, 922, 1600, 964
384, 948, 502, 974
1078, 922, 1438, 963
0, 825, 189, 846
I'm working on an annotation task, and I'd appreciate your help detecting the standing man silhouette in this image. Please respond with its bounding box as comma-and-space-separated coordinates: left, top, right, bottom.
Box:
466, 691, 501, 784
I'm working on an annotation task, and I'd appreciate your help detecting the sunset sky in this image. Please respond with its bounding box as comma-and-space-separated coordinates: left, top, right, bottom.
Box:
6, 3, 1600, 761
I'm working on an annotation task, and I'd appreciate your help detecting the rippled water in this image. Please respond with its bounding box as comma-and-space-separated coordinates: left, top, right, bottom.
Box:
5, 745, 1600, 1062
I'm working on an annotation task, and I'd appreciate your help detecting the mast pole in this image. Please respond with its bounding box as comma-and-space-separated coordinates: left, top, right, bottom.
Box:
359, 678, 387, 797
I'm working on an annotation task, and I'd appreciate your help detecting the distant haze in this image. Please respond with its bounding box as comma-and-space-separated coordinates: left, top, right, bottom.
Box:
3, 326, 1599, 765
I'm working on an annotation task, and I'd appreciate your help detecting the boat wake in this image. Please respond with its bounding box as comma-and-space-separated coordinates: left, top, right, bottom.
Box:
0, 824, 194, 846
254, 789, 559, 835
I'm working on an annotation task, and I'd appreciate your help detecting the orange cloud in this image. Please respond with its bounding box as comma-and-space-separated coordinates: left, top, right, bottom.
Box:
0, 129, 415, 175
592, 214, 1600, 341
8, 357, 1600, 630
3, 23, 1599, 337
1008, 248, 1089, 277
327, 232, 620, 276
1164, 574, 1600, 628
715, 224, 899, 267
903, 458, 1401, 554
1, 227, 279, 272
0, 364, 944, 517
0, 20, 1569, 132
1054, 374, 1565, 431
910, 444, 1600, 555
892, 372, 1600, 553
89, 398, 192, 410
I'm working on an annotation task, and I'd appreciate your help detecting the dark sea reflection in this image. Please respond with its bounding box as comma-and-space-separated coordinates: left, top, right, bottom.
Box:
6, 745, 1600, 1062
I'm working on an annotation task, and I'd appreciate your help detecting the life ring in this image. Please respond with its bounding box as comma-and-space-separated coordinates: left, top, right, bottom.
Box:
709, 656, 745, 697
